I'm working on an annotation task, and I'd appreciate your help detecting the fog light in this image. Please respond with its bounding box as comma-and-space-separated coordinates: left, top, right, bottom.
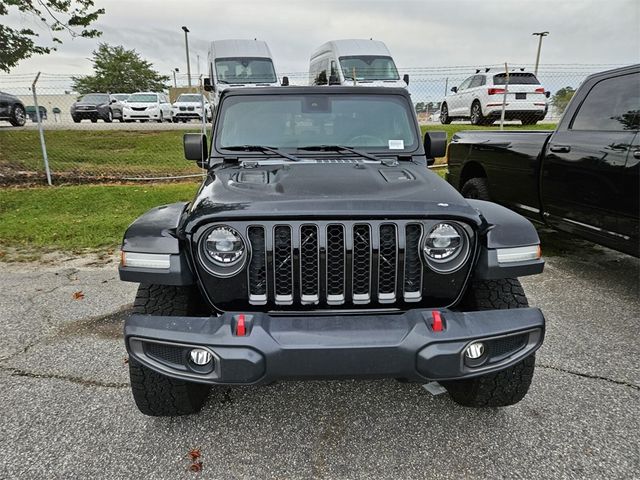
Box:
189, 348, 212, 366
465, 342, 485, 359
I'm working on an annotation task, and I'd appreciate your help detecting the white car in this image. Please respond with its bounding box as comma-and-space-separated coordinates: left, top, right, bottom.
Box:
440, 70, 549, 125
171, 94, 212, 123
122, 92, 172, 123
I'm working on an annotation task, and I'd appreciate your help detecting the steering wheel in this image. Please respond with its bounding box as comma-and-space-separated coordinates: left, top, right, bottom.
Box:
345, 134, 384, 147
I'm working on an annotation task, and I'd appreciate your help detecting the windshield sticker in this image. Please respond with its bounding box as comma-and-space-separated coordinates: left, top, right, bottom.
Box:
388, 140, 404, 150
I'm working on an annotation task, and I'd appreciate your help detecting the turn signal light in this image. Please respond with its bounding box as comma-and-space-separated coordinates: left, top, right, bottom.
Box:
488, 88, 505, 95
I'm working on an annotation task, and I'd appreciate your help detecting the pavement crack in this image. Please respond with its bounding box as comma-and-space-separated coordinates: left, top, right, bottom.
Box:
0, 366, 128, 389
539, 363, 639, 391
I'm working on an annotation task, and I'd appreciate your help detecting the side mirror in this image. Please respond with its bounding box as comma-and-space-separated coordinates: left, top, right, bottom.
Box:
203, 77, 213, 92
451, 86, 458, 93
110, 99, 117, 104
184, 133, 208, 167
424, 131, 447, 166
329, 74, 340, 85
403, 74, 410, 85
545, 91, 551, 98
281, 76, 289, 86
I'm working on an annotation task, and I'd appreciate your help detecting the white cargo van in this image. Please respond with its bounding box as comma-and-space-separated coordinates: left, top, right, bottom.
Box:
309, 39, 408, 88
205, 39, 285, 107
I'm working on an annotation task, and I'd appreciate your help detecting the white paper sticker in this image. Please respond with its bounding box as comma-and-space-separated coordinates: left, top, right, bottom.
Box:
388, 139, 404, 150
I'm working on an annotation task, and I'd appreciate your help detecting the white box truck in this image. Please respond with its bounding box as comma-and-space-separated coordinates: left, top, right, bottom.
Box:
309, 39, 408, 88
205, 39, 286, 107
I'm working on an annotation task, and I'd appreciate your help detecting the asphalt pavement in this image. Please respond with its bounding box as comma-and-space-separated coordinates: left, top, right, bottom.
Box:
0, 233, 638, 479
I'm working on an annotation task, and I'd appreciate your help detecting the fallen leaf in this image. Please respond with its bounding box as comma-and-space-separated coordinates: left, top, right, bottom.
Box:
72, 291, 85, 300
188, 449, 201, 461
123, 357, 129, 364
188, 462, 203, 473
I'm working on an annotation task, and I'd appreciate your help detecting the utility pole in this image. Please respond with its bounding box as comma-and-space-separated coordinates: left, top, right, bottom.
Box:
172, 68, 179, 88
532, 31, 549, 76
182, 26, 192, 87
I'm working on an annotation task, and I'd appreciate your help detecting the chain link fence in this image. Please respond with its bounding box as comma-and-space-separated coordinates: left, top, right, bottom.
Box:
0, 64, 624, 186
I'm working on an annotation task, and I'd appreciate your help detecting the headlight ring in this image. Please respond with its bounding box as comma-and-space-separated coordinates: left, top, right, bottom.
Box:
422, 222, 470, 273
198, 225, 248, 277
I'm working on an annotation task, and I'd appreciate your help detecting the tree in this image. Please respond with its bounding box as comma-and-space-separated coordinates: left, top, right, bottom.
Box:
72, 44, 170, 94
0, 1, 104, 72
551, 87, 576, 114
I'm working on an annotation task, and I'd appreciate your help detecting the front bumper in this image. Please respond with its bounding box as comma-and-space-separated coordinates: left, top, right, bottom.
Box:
125, 307, 544, 385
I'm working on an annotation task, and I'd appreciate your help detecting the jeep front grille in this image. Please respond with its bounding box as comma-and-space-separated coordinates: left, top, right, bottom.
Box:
246, 221, 425, 307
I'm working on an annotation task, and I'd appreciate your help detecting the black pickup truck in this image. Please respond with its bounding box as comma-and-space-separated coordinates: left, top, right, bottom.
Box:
447, 65, 639, 257
119, 86, 546, 416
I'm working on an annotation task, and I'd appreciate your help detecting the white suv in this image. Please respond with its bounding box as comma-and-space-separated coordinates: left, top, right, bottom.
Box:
171, 94, 212, 123
440, 70, 549, 125
123, 92, 172, 123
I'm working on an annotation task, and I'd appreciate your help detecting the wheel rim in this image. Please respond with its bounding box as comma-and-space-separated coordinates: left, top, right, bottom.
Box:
441, 105, 448, 122
471, 104, 480, 123
108, 111, 112, 121
14, 106, 25, 125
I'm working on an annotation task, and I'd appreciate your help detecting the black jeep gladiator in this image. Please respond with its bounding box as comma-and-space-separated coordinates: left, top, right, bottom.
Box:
119, 86, 546, 416
447, 64, 639, 257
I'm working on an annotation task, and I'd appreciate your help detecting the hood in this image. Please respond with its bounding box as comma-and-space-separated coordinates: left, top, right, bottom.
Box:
72, 101, 107, 108
185, 161, 480, 232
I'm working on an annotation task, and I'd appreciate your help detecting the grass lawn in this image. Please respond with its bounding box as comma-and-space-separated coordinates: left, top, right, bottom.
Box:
0, 124, 556, 181
0, 182, 200, 255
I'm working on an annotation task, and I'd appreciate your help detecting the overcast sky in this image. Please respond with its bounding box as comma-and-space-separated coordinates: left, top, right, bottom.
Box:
5, 0, 639, 77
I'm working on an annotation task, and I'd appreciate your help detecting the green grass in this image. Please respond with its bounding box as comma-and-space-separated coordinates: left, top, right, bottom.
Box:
421, 122, 556, 140
0, 182, 199, 253
0, 129, 202, 177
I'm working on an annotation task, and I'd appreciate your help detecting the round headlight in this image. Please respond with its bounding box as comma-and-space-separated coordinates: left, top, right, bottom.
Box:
423, 223, 463, 262
204, 226, 246, 266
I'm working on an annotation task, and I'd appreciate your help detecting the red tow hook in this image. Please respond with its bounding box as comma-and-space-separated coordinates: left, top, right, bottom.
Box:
235, 314, 246, 336
431, 311, 444, 332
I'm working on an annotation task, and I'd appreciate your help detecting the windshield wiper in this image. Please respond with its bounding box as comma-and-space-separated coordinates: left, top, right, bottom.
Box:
298, 145, 383, 162
224, 145, 303, 162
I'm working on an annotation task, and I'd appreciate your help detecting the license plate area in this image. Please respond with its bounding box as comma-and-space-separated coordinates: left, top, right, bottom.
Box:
515, 92, 527, 100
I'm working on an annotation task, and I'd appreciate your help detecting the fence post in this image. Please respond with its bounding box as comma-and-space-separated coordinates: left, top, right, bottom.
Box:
499, 63, 510, 131
32, 72, 52, 185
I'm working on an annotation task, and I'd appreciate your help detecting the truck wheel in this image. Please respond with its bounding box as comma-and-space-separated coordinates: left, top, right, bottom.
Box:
128, 284, 211, 416
461, 177, 490, 201
443, 279, 536, 407
440, 103, 452, 124
470, 101, 485, 125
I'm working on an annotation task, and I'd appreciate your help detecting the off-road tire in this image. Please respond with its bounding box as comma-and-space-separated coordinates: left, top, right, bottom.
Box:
461, 177, 490, 201
9, 104, 26, 126
128, 284, 211, 416
443, 279, 535, 407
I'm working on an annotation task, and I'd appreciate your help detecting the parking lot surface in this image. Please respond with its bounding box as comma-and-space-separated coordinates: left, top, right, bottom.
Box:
0, 233, 638, 479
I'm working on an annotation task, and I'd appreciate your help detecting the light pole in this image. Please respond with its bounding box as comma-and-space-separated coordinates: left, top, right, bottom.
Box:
182, 26, 192, 87
172, 68, 179, 88
532, 31, 549, 76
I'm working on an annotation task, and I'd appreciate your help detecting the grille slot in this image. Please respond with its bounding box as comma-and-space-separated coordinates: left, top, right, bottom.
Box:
300, 225, 319, 304
378, 224, 398, 303
248, 226, 267, 305
273, 226, 293, 304
326, 224, 346, 305
488, 334, 528, 361
145, 342, 185, 366
404, 224, 423, 302
352, 224, 372, 304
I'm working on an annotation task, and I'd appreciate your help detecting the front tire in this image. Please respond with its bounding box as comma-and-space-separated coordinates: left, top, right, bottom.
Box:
440, 103, 452, 124
104, 109, 113, 123
157, 111, 164, 123
128, 284, 212, 416
9, 104, 26, 127
443, 279, 536, 407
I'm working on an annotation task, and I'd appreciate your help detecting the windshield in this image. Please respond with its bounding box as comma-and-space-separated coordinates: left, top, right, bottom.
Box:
493, 73, 540, 85
127, 94, 158, 103
177, 94, 204, 103
215, 57, 277, 84
339, 56, 400, 81
112, 94, 129, 101
80, 94, 109, 104
217, 94, 417, 152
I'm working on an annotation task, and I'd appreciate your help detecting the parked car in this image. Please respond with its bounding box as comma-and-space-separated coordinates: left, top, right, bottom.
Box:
118, 85, 546, 416
111, 93, 131, 103
205, 39, 283, 108
447, 64, 639, 256
25, 105, 47, 122
441, 69, 549, 125
171, 93, 212, 122
309, 39, 409, 88
122, 92, 172, 122
0, 91, 26, 127
70, 93, 124, 123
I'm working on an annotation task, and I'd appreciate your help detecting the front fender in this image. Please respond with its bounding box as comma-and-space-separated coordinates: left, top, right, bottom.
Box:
119, 202, 195, 285
467, 199, 545, 280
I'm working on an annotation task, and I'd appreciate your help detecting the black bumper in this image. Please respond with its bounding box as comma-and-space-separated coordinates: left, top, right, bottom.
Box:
125, 307, 544, 385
